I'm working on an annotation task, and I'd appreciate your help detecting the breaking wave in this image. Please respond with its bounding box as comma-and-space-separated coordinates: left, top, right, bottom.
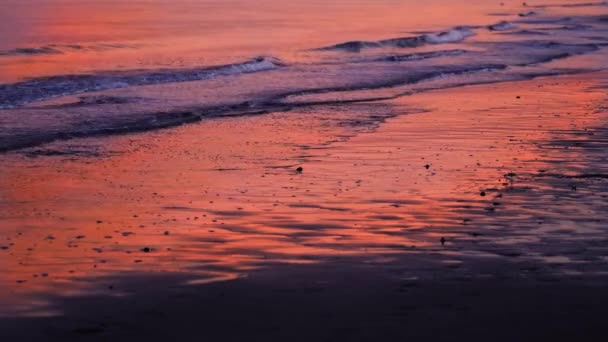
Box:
0, 8, 607, 153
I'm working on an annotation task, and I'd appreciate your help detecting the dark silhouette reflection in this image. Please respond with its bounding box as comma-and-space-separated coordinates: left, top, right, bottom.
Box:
2, 253, 607, 342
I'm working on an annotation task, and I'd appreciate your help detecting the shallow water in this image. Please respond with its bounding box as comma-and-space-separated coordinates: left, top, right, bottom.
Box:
1, 1, 607, 152
1, 0, 608, 320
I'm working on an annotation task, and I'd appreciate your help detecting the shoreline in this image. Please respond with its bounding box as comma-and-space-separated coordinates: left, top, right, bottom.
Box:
2, 6, 607, 154
1, 67, 603, 155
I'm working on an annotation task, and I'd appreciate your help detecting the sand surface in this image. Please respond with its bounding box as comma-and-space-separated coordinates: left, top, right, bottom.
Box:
1, 72, 608, 340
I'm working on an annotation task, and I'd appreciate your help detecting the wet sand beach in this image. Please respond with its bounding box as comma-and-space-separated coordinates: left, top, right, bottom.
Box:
2, 1, 608, 339
1, 71, 608, 340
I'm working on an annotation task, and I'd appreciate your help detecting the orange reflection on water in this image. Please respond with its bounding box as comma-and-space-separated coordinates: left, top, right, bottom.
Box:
0, 0, 512, 83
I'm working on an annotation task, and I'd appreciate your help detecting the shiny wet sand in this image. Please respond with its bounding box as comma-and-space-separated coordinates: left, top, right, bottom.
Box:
1, 72, 607, 334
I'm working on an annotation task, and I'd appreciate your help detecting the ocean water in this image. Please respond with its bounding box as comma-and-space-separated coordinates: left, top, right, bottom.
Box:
0, 0, 607, 151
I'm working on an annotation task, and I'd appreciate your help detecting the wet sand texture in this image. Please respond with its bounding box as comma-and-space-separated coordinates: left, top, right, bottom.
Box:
1, 72, 608, 340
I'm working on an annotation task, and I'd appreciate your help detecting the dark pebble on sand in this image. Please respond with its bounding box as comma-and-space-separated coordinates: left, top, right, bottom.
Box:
141, 247, 151, 253
424, 164, 430, 169
164, 231, 170, 236
440, 237, 446, 246
480, 191, 486, 196
296, 167, 303, 173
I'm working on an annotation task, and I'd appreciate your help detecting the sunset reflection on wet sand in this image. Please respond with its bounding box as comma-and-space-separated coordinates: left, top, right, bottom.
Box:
2, 0, 608, 340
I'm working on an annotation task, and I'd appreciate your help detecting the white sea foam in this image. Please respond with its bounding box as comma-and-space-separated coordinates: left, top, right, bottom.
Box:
422, 28, 476, 44
489, 21, 517, 31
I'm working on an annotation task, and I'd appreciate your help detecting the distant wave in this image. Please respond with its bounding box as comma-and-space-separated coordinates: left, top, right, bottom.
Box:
0, 57, 283, 109
0, 46, 61, 56
318, 27, 476, 52
0, 43, 138, 57
488, 21, 517, 31
376, 49, 469, 62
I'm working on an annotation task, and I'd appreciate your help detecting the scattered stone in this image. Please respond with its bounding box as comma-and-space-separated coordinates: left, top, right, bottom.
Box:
296, 167, 304, 173
480, 191, 486, 197
141, 247, 151, 253
440, 237, 446, 246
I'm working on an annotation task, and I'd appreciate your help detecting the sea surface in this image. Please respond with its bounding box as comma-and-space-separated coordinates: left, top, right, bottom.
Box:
1, 0, 607, 152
